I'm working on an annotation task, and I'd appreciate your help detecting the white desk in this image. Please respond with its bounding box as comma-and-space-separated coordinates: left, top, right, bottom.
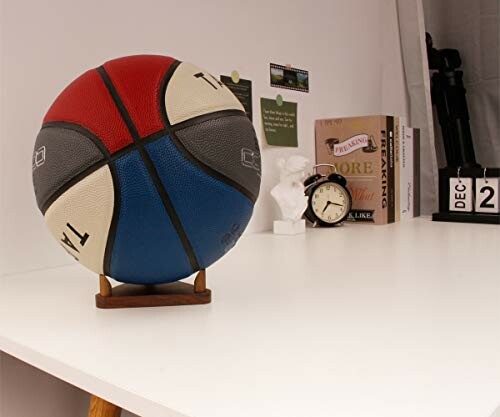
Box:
1, 218, 499, 417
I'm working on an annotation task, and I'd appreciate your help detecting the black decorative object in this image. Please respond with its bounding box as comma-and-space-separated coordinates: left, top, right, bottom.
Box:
427, 33, 499, 224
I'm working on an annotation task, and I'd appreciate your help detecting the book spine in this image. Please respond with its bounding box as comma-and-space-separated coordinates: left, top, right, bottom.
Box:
400, 124, 410, 219
380, 120, 388, 224
394, 117, 401, 222
413, 128, 421, 217
400, 123, 407, 219
387, 116, 395, 223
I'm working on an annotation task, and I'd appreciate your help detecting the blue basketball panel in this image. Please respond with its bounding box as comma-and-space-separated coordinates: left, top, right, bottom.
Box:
146, 136, 254, 269
110, 150, 193, 284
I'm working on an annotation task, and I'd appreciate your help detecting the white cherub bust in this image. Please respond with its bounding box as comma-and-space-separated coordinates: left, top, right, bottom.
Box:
270, 155, 309, 234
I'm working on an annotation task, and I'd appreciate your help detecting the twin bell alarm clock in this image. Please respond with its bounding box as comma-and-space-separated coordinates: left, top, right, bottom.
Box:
303, 164, 352, 227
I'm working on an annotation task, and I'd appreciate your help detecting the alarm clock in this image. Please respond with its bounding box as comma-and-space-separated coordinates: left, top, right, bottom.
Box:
303, 164, 352, 227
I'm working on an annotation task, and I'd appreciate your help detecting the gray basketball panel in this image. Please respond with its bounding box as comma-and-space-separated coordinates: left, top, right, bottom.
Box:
33, 126, 105, 211
174, 115, 261, 200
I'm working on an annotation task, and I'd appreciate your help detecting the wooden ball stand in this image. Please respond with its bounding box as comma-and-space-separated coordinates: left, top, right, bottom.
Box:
95, 269, 211, 309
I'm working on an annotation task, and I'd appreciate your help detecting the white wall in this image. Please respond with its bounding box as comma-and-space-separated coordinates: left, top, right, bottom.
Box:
396, 0, 438, 215
0, 1, 409, 416
0, 0, 408, 277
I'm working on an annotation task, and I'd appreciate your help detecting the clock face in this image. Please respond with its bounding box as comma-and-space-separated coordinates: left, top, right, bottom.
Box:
311, 181, 351, 224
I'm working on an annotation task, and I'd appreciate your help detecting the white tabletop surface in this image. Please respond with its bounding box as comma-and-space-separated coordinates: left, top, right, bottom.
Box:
1, 218, 499, 417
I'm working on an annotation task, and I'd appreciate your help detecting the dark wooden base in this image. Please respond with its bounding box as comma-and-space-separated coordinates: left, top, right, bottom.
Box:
433, 211, 500, 225
95, 270, 211, 309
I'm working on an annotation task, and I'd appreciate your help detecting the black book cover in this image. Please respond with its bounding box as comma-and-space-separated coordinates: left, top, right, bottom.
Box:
387, 116, 395, 223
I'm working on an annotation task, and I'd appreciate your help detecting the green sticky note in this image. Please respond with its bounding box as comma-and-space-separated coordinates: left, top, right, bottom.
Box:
260, 97, 298, 147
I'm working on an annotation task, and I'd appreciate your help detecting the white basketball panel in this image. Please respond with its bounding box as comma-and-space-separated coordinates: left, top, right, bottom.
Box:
165, 62, 244, 125
44, 165, 114, 274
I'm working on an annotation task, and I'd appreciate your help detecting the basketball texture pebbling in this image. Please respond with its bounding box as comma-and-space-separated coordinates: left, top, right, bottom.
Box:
32, 55, 261, 284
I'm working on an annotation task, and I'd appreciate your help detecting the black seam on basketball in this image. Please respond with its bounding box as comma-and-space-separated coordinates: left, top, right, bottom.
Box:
138, 145, 200, 271
141, 129, 170, 145
103, 161, 121, 276
109, 142, 137, 162
159, 60, 181, 128
140, 110, 256, 202
142, 128, 257, 203
98, 64, 200, 272
41, 114, 255, 212
168, 131, 257, 204
41, 121, 111, 159
169, 109, 246, 131
140, 109, 246, 146
41, 159, 108, 214
97, 66, 141, 140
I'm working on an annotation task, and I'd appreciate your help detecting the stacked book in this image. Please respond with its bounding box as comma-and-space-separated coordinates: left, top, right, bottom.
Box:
315, 115, 420, 225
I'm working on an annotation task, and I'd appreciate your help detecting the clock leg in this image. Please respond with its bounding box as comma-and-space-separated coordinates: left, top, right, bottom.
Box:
88, 395, 122, 417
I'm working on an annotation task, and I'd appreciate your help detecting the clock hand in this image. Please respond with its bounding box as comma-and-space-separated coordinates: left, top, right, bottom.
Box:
322, 201, 343, 214
324, 200, 343, 209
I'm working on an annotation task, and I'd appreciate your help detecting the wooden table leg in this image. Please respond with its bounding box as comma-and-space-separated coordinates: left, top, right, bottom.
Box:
88, 395, 122, 417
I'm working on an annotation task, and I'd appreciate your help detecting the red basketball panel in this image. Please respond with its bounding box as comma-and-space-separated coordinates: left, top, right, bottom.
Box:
103, 55, 176, 138
44, 69, 133, 154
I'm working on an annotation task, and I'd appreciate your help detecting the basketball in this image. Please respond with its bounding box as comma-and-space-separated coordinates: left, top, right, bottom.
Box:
32, 55, 261, 285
